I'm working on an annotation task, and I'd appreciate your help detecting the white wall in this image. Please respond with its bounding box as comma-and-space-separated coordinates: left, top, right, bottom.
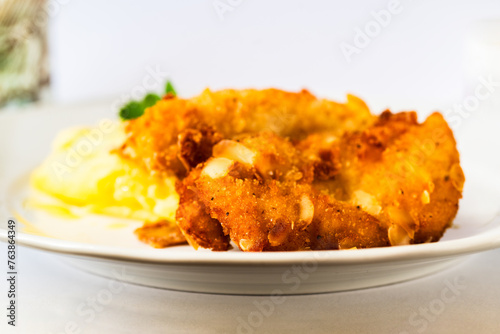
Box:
47, 0, 500, 108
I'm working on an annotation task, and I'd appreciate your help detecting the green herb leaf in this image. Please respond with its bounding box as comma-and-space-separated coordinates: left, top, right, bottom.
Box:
142, 93, 161, 108
165, 81, 176, 96
119, 101, 145, 120
119, 81, 176, 121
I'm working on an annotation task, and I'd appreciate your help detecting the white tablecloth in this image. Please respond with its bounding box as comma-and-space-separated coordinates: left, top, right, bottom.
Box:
1, 243, 499, 334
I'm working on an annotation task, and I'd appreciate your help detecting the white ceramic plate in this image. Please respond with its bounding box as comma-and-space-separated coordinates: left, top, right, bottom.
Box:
1, 102, 499, 295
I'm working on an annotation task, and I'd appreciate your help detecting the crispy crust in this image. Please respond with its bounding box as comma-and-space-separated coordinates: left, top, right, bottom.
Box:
134, 220, 187, 248
175, 111, 464, 251
175, 168, 231, 251
121, 88, 463, 251
119, 89, 374, 177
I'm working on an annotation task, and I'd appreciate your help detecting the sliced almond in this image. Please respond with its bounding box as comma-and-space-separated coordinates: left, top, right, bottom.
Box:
268, 220, 289, 247
421, 190, 430, 204
239, 238, 253, 251
213, 140, 256, 165
386, 206, 415, 239
450, 163, 465, 192
388, 224, 411, 246
201, 157, 233, 179
351, 190, 381, 216
299, 194, 314, 226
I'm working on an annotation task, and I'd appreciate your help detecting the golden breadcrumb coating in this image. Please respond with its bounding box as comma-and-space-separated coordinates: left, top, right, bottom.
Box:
175, 111, 464, 251
175, 167, 231, 251
134, 220, 187, 248
176, 132, 389, 251
331, 111, 464, 244
117, 87, 463, 251
119, 89, 374, 177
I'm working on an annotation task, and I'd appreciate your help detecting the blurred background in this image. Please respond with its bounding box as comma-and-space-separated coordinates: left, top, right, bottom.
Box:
1, 0, 500, 150
0, 0, 499, 103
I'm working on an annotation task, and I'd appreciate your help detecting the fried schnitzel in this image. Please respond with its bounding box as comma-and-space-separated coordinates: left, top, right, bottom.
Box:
119, 89, 375, 178
175, 111, 464, 251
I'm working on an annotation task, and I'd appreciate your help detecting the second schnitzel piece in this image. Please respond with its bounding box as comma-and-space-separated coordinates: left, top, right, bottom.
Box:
175, 111, 464, 251
119, 89, 375, 177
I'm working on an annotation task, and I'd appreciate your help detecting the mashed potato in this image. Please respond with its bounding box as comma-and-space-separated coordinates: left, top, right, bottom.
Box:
31, 122, 179, 222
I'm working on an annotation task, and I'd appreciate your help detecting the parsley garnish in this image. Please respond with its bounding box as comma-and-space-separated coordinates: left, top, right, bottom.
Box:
165, 81, 177, 96
119, 101, 144, 120
119, 81, 176, 120
142, 93, 161, 108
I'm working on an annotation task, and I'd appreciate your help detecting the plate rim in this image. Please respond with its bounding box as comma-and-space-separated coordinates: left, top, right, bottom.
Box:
1, 215, 500, 266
